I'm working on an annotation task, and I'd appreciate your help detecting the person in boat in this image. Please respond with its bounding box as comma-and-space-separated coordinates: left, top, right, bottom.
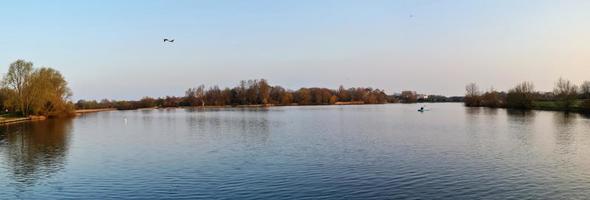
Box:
419, 107, 424, 112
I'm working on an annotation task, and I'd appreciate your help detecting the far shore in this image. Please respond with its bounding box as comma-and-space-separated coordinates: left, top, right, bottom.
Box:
75, 108, 117, 114
3, 102, 587, 126
120, 102, 374, 110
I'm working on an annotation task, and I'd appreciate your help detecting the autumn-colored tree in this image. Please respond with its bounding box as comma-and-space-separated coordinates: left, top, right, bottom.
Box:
245, 80, 258, 104
295, 88, 311, 105
0, 88, 14, 113
337, 85, 351, 102
2, 60, 73, 116
329, 95, 338, 104
28, 67, 74, 116
258, 79, 270, 104
77, 79, 391, 110
280, 91, 293, 105
481, 88, 502, 108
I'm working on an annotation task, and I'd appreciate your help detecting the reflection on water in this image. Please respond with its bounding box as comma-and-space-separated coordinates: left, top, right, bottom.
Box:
506, 109, 536, 123
0, 119, 72, 187
552, 112, 577, 155
465, 107, 482, 115
185, 108, 271, 147
1, 104, 590, 199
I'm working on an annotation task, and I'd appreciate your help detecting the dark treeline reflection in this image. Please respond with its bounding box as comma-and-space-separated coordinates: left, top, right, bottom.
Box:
75, 79, 390, 110
186, 108, 271, 146
0, 119, 73, 186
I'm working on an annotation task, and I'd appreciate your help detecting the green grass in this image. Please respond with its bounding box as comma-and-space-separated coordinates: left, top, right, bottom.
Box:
532, 100, 586, 111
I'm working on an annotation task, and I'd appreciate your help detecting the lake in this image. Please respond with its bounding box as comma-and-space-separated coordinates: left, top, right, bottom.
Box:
1, 103, 590, 199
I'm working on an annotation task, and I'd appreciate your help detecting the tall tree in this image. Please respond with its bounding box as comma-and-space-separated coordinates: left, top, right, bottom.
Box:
3, 60, 33, 116
258, 79, 270, 104
464, 83, 481, 107
186, 85, 206, 107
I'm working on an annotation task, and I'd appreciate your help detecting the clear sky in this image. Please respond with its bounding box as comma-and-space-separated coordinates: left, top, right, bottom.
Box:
1, 0, 589, 100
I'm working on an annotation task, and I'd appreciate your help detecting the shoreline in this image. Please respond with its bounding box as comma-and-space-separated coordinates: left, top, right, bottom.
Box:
0, 117, 31, 125
75, 108, 117, 115
466, 101, 590, 114
0, 115, 46, 126
0, 108, 116, 126
103, 102, 464, 111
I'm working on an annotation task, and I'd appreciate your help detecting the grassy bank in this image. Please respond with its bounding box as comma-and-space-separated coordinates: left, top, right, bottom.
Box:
532, 100, 589, 112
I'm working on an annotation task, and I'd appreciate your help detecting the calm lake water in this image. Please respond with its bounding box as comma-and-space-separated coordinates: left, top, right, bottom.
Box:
1, 103, 590, 199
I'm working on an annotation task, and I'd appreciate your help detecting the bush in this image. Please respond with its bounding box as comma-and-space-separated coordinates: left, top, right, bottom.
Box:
506, 82, 535, 109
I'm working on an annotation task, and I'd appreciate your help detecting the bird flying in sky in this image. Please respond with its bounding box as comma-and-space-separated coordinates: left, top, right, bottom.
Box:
163, 38, 175, 43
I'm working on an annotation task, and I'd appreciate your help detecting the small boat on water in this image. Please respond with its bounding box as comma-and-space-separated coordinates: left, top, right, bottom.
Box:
418, 107, 428, 112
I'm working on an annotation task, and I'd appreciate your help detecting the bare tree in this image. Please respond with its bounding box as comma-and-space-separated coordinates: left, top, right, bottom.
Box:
185, 85, 206, 107
3, 60, 33, 116
554, 77, 578, 110
465, 83, 480, 97
464, 83, 481, 107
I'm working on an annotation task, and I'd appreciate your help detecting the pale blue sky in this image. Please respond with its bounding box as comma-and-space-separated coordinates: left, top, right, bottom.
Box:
1, 0, 589, 100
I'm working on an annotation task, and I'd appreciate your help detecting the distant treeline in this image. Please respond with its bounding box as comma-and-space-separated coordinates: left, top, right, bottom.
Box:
391, 91, 463, 103
76, 79, 392, 110
464, 78, 590, 113
417, 95, 464, 103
